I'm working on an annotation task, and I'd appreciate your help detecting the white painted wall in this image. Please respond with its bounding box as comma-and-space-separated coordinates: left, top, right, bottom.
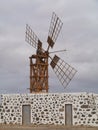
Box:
0, 93, 98, 126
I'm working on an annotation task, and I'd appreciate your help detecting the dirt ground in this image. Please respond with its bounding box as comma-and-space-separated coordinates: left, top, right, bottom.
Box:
0, 125, 98, 130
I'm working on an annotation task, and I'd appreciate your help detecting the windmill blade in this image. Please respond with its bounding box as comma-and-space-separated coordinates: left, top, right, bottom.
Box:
25, 24, 42, 50
47, 12, 63, 48
50, 55, 77, 89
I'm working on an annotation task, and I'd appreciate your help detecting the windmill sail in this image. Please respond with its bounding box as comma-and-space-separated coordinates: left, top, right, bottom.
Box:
47, 12, 63, 48
50, 55, 77, 89
25, 24, 42, 49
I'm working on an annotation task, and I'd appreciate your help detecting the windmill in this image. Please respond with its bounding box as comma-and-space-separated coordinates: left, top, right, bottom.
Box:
25, 12, 77, 93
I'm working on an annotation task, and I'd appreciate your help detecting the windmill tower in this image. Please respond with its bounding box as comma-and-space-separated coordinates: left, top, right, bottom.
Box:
25, 12, 77, 93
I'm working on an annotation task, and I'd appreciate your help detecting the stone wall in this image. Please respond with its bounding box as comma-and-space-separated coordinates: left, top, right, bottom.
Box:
0, 93, 98, 126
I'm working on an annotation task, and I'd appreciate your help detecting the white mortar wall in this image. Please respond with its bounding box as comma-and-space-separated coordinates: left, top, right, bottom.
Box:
0, 93, 98, 126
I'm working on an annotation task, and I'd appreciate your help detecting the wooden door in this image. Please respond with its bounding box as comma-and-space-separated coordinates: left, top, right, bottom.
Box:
22, 105, 31, 125
65, 104, 72, 125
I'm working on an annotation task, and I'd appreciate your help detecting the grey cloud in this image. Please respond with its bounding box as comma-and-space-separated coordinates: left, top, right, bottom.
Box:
0, 0, 98, 94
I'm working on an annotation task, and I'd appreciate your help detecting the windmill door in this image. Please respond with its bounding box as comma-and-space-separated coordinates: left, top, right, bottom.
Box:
65, 104, 72, 125
22, 105, 31, 125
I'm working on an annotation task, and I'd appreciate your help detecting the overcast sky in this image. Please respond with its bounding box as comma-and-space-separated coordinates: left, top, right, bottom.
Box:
0, 0, 98, 94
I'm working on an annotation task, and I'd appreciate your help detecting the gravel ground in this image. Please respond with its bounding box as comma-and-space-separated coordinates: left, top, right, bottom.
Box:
0, 125, 98, 130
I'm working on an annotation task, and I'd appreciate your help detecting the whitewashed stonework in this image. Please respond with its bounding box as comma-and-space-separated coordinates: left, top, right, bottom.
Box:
0, 93, 98, 126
